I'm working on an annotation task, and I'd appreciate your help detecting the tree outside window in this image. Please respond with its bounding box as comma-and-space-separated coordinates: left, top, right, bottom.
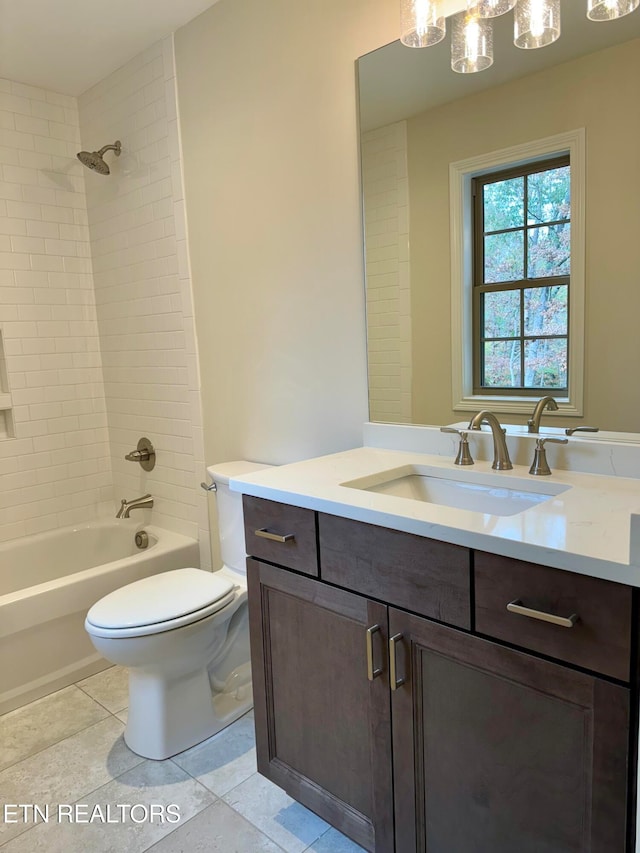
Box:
472, 157, 570, 396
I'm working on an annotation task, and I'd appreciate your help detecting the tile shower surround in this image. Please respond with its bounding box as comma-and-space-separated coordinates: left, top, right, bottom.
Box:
361, 121, 411, 425
0, 666, 363, 853
0, 78, 111, 544
0, 37, 209, 566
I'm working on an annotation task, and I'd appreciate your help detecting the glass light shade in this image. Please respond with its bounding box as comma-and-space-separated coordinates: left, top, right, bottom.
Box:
451, 10, 494, 73
477, 0, 517, 17
400, 0, 446, 48
587, 0, 640, 20
514, 0, 561, 49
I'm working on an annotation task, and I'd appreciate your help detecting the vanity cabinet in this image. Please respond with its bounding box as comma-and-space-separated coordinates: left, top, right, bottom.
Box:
390, 609, 629, 853
244, 496, 634, 853
247, 559, 394, 852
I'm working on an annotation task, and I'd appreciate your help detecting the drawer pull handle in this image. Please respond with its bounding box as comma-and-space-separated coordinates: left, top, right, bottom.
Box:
254, 528, 296, 544
507, 599, 578, 628
389, 633, 406, 690
366, 624, 383, 681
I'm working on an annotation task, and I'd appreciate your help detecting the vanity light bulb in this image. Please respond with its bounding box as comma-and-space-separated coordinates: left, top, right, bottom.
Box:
587, 0, 640, 19
477, 0, 517, 17
514, 0, 561, 49
451, 9, 494, 73
400, 0, 446, 47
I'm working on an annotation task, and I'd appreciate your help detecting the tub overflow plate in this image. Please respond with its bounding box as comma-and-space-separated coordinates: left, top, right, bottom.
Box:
135, 530, 149, 550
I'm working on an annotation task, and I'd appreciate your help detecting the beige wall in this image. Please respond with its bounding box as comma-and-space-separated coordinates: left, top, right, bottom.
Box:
174, 0, 401, 465
407, 38, 640, 430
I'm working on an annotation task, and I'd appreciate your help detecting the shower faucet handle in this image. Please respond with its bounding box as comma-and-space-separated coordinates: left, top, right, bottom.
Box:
124, 437, 156, 471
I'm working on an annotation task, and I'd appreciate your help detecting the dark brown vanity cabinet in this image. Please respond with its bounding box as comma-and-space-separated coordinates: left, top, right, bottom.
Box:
244, 496, 634, 853
390, 609, 630, 853
247, 559, 395, 852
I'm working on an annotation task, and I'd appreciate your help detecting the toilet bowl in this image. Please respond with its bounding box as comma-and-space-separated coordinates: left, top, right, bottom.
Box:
84, 460, 272, 760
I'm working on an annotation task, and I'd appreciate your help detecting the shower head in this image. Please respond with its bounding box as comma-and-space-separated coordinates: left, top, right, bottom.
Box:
77, 140, 121, 175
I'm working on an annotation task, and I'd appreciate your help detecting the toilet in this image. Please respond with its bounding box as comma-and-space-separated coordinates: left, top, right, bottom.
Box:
84, 460, 272, 760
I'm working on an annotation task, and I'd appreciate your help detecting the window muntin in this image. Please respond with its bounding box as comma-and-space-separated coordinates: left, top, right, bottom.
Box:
472, 156, 570, 396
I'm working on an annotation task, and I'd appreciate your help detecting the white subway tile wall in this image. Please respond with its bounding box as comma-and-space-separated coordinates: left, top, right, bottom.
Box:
362, 122, 412, 424
78, 37, 209, 567
0, 37, 208, 566
0, 78, 112, 543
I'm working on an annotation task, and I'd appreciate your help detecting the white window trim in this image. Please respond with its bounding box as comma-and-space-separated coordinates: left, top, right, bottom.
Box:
449, 128, 585, 417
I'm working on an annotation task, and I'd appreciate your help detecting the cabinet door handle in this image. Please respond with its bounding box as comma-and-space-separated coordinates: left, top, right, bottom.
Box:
506, 599, 578, 628
254, 528, 296, 543
389, 633, 406, 690
366, 624, 383, 681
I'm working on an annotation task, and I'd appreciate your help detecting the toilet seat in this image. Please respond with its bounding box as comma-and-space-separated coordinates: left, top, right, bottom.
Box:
85, 568, 238, 639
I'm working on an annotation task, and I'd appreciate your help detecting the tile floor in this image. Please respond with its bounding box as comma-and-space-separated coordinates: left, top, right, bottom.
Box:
0, 667, 365, 852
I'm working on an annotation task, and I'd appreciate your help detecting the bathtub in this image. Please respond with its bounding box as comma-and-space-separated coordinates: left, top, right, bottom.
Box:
0, 520, 200, 716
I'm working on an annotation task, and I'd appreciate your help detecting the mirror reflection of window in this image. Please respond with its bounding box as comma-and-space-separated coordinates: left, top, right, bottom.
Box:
472, 157, 571, 395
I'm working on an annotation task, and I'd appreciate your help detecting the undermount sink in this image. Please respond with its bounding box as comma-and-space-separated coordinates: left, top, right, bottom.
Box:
342, 465, 570, 517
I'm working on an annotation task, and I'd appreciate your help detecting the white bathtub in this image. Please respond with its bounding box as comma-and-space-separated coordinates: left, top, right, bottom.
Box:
0, 520, 200, 716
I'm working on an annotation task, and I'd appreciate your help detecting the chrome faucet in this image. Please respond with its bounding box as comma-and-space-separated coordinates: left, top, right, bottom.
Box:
468, 410, 513, 470
527, 396, 558, 433
116, 494, 154, 519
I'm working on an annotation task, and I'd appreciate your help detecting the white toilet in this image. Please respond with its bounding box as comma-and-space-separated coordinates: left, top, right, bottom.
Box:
84, 460, 271, 760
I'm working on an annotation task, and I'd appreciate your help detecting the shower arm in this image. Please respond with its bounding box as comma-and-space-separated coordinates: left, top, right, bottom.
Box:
97, 142, 121, 157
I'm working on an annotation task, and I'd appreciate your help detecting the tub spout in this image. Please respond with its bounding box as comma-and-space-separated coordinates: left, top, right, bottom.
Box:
116, 494, 153, 519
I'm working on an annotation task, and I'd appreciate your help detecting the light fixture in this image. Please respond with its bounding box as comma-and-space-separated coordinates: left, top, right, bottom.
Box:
401, 0, 639, 73
514, 0, 561, 49
587, 0, 640, 19
477, 0, 517, 16
451, 5, 494, 73
400, 0, 446, 47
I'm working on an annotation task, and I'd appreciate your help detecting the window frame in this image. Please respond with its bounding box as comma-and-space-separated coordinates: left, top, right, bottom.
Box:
472, 154, 571, 397
449, 129, 585, 418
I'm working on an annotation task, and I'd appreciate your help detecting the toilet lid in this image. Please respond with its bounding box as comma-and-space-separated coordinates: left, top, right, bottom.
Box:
86, 568, 235, 631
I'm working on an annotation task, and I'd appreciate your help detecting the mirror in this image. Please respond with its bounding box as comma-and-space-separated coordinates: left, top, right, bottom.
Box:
358, 5, 640, 433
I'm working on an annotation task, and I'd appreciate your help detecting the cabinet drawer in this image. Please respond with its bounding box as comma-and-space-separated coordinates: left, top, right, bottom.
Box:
319, 514, 471, 629
243, 496, 318, 576
474, 552, 633, 681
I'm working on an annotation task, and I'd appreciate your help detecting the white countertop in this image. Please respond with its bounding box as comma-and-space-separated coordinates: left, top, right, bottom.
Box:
230, 446, 640, 586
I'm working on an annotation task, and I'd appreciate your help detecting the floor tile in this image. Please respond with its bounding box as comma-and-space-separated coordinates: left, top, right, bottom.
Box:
0, 716, 143, 845
77, 665, 129, 713
0, 759, 216, 853
172, 711, 257, 797
304, 827, 366, 852
146, 799, 286, 852
0, 686, 110, 772
223, 773, 330, 853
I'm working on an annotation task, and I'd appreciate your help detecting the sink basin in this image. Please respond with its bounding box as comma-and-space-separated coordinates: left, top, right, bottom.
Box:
342, 465, 570, 517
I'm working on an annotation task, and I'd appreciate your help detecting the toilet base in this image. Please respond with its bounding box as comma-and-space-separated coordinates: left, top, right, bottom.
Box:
124, 664, 253, 760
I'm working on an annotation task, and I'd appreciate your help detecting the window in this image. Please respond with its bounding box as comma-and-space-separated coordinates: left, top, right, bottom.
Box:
449, 129, 585, 418
472, 157, 570, 397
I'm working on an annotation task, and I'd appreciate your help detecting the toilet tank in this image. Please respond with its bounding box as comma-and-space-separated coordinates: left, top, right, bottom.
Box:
206, 461, 273, 573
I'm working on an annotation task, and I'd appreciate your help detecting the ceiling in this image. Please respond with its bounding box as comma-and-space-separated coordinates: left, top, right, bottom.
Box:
0, 0, 221, 96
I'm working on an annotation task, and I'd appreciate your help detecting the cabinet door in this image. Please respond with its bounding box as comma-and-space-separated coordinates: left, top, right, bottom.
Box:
248, 559, 394, 852
390, 609, 630, 853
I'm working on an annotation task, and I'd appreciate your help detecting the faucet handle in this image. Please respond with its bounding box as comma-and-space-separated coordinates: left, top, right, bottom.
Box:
440, 427, 474, 466
529, 437, 568, 476
565, 426, 599, 436
124, 437, 156, 471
